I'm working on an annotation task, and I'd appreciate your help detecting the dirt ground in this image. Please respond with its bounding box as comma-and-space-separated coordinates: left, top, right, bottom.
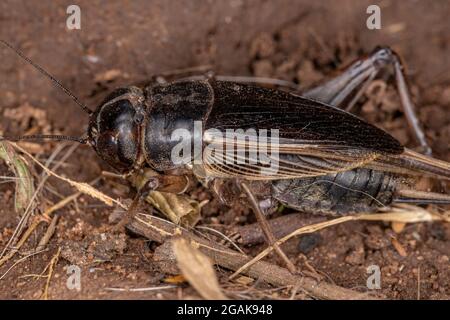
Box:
0, 0, 449, 300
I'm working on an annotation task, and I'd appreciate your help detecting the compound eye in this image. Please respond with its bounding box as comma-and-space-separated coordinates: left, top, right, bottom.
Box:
97, 132, 117, 154
96, 132, 124, 170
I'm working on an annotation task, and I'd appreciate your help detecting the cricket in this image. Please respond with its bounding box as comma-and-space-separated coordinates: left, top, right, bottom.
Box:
0, 1, 448, 303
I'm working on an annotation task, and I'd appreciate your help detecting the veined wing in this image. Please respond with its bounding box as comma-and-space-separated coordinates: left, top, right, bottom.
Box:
200, 81, 403, 180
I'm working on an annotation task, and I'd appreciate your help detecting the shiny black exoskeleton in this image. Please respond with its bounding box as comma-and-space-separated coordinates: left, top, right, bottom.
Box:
86, 74, 450, 216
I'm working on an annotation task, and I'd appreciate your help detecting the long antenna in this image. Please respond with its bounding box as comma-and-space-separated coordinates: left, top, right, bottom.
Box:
0, 40, 93, 115
0, 134, 88, 144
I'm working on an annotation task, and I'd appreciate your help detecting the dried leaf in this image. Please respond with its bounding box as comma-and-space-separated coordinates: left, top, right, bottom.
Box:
94, 69, 122, 82
0, 142, 35, 213
128, 169, 202, 227
234, 276, 254, 286
164, 274, 187, 284
146, 191, 201, 227
172, 238, 227, 300
392, 221, 406, 234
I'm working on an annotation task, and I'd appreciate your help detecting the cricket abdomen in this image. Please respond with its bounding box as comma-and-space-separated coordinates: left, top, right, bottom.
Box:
272, 168, 398, 216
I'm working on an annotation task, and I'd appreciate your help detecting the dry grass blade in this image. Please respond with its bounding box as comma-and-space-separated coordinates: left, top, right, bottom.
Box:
105, 285, 177, 292
361, 204, 448, 223
0, 249, 47, 281
11, 142, 126, 209
130, 215, 376, 299
42, 192, 81, 219
0, 179, 97, 267
230, 206, 447, 279
173, 237, 228, 300
36, 215, 59, 252
0, 142, 34, 213
0, 217, 42, 268
229, 216, 355, 280
0, 142, 75, 261
41, 247, 61, 300
40, 177, 100, 221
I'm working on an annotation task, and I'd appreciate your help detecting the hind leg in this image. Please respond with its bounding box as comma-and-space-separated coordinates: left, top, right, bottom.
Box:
240, 181, 297, 274
213, 48, 432, 155
303, 47, 431, 155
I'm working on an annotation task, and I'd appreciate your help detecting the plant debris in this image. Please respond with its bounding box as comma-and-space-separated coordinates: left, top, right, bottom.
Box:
172, 237, 228, 300
0, 142, 35, 213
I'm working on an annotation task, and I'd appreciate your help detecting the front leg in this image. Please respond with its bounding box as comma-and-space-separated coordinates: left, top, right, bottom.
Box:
107, 168, 201, 230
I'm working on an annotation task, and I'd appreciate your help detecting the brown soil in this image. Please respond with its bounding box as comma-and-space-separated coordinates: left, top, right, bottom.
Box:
0, 0, 449, 300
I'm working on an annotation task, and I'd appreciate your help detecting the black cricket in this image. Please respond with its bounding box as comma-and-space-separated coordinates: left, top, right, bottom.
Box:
1, 41, 449, 272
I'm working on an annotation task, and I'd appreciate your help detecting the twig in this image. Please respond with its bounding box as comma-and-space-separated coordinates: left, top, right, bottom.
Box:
128, 213, 379, 300
0, 178, 98, 267
35, 177, 100, 252
229, 206, 445, 280
36, 215, 59, 252
41, 192, 82, 220
417, 265, 421, 300
229, 216, 356, 280
0, 143, 76, 260
235, 214, 326, 246
0, 249, 47, 280
105, 285, 177, 292
195, 225, 246, 254
41, 247, 61, 300
11, 143, 124, 208
0, 218, 42, 268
